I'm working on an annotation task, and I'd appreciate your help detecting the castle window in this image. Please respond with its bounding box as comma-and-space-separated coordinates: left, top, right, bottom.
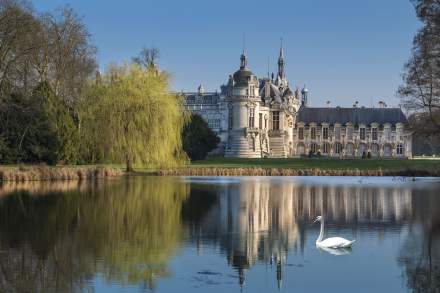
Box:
360, 128, 366, 140
311, 127, 316, 140
335, 127, 341, 140
384, 126, 391, 140
397, 144, 404, 155
272, 111, 280, 130
372, 128, 378, 141
323, 143, 330, 154
259, 113, 263, 129
208, 119, 220, 129
249, 108, 255, 128
323, 127, 329, 140
310, 143, 318, 153
299, 127, 304, 140
334, 143, 342, 154
347, 126, 353, 140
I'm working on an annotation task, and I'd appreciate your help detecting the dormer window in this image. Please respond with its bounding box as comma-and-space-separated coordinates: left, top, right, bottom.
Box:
311, 127, 316, 140
372, 127, 378, 141
323, 127, 329, 140
360, 128, 366, 140
299, 127, 304, 140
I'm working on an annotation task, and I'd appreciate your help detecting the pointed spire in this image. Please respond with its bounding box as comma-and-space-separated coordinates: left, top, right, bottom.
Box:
279, 37, 284, 59
277, 37, 285, 80
240, 33, 247, 69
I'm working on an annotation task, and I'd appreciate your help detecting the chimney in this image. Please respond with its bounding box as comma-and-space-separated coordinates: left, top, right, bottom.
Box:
326, 100, 331, 108
353, 101, 359, 108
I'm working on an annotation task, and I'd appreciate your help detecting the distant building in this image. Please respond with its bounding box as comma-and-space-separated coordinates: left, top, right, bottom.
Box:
182, 46, 412, 159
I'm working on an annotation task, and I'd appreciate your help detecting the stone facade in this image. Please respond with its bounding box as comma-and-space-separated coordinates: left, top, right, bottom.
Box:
183, 47, 412, 159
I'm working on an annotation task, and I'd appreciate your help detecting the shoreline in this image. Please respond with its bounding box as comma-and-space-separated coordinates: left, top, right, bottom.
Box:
1, 164, 439, 182
0, 165, 124, 182
154, 167, 440, 177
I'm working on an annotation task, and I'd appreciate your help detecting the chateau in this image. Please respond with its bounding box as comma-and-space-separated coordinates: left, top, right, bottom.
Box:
183, 47, 412, 159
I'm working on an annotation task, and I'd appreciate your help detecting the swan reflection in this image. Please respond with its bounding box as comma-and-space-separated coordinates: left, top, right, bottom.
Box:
317, 246, 352, 256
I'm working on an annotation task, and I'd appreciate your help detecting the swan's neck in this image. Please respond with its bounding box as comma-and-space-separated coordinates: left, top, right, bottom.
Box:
316, 219, 324, 243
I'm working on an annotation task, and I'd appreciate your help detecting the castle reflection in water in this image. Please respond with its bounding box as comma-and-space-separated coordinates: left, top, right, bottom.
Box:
186, 177, 413, 288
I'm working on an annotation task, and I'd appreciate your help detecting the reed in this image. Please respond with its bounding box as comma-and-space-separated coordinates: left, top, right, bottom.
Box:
154, 167, 440, 177
0, 165, 124, 182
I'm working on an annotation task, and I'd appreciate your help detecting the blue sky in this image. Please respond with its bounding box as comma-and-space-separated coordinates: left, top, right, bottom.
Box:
34, 0, 420, 107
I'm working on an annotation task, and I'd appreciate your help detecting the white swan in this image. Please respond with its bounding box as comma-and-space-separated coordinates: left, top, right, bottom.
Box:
314, 216, 356, 248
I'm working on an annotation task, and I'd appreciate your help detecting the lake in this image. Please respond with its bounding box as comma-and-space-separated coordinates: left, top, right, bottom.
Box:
0, 176, 439, 292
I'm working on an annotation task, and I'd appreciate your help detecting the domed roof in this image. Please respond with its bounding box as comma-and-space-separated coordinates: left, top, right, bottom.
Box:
233, 68, 257, 87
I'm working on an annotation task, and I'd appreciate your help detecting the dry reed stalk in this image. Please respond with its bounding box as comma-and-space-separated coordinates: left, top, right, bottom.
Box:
0, 166, 124, 182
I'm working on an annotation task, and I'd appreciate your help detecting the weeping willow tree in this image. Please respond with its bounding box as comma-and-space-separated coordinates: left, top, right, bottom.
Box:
80, 64, 189, 170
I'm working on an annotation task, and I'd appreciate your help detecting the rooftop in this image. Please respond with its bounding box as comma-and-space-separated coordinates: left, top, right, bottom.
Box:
297, 107, 408, 125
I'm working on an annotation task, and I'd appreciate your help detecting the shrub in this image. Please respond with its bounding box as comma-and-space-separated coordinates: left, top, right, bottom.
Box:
182, 114, 220, 161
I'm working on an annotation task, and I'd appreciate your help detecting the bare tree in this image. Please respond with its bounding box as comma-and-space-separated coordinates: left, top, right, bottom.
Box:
399, 0, 440, 135
132, 47, 159, 70
40, 6, 97, 107
0, 0, 40, 95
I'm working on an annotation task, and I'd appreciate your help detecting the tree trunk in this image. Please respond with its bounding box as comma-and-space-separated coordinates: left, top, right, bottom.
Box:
126, 156, 134, 172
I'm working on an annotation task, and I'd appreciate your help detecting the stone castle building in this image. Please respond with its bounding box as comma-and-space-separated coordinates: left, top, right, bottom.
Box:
183, 46, 412, 159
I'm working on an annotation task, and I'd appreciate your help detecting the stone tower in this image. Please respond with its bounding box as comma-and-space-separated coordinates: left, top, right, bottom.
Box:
225, 50, 262, 158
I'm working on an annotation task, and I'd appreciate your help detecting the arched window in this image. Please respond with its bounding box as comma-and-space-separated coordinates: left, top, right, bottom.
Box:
298, 127, 304, 140
334, 143, 342, 154
311, 127, 316, 139
346, 143, 354, 156
334, 126, 341, 140
397, 144, 404, 155
347, 126, 353, 140
323, 127, 329, 140
248, 108, 255, 128
297, 143, 305, 155
310, 143, 317, 154
323, 143, 330, 154
371, 144, 379, 157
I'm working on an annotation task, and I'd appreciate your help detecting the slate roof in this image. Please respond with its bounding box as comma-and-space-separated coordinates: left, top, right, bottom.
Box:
233, 68, 257, 87
260, 83, 282, 103
297, 107, 408, 126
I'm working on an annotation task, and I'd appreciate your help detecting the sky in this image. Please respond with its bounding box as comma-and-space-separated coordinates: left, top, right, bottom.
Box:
33, 0, 420, 108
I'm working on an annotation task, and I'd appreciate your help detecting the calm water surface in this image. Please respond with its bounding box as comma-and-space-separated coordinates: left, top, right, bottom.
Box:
1, 176, 440, 292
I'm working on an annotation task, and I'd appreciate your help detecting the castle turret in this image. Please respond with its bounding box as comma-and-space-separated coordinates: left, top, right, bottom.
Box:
301, 85, 309, 107
278, 41, 285, 81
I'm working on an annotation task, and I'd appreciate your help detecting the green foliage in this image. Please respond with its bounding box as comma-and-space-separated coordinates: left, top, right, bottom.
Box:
182, 114, 220, 160
80, 64, 189, 170
0, 82, 79, 165
0, 91, 58, 164
33, 82, 79, 164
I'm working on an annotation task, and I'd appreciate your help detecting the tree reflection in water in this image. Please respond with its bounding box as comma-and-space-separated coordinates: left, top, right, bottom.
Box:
0, 177, 189, 292
0, 177, 439, 292
398, 188, 440, 293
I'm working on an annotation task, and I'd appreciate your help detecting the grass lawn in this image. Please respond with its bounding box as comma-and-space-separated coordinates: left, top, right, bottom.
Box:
191, 157, 440, 171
